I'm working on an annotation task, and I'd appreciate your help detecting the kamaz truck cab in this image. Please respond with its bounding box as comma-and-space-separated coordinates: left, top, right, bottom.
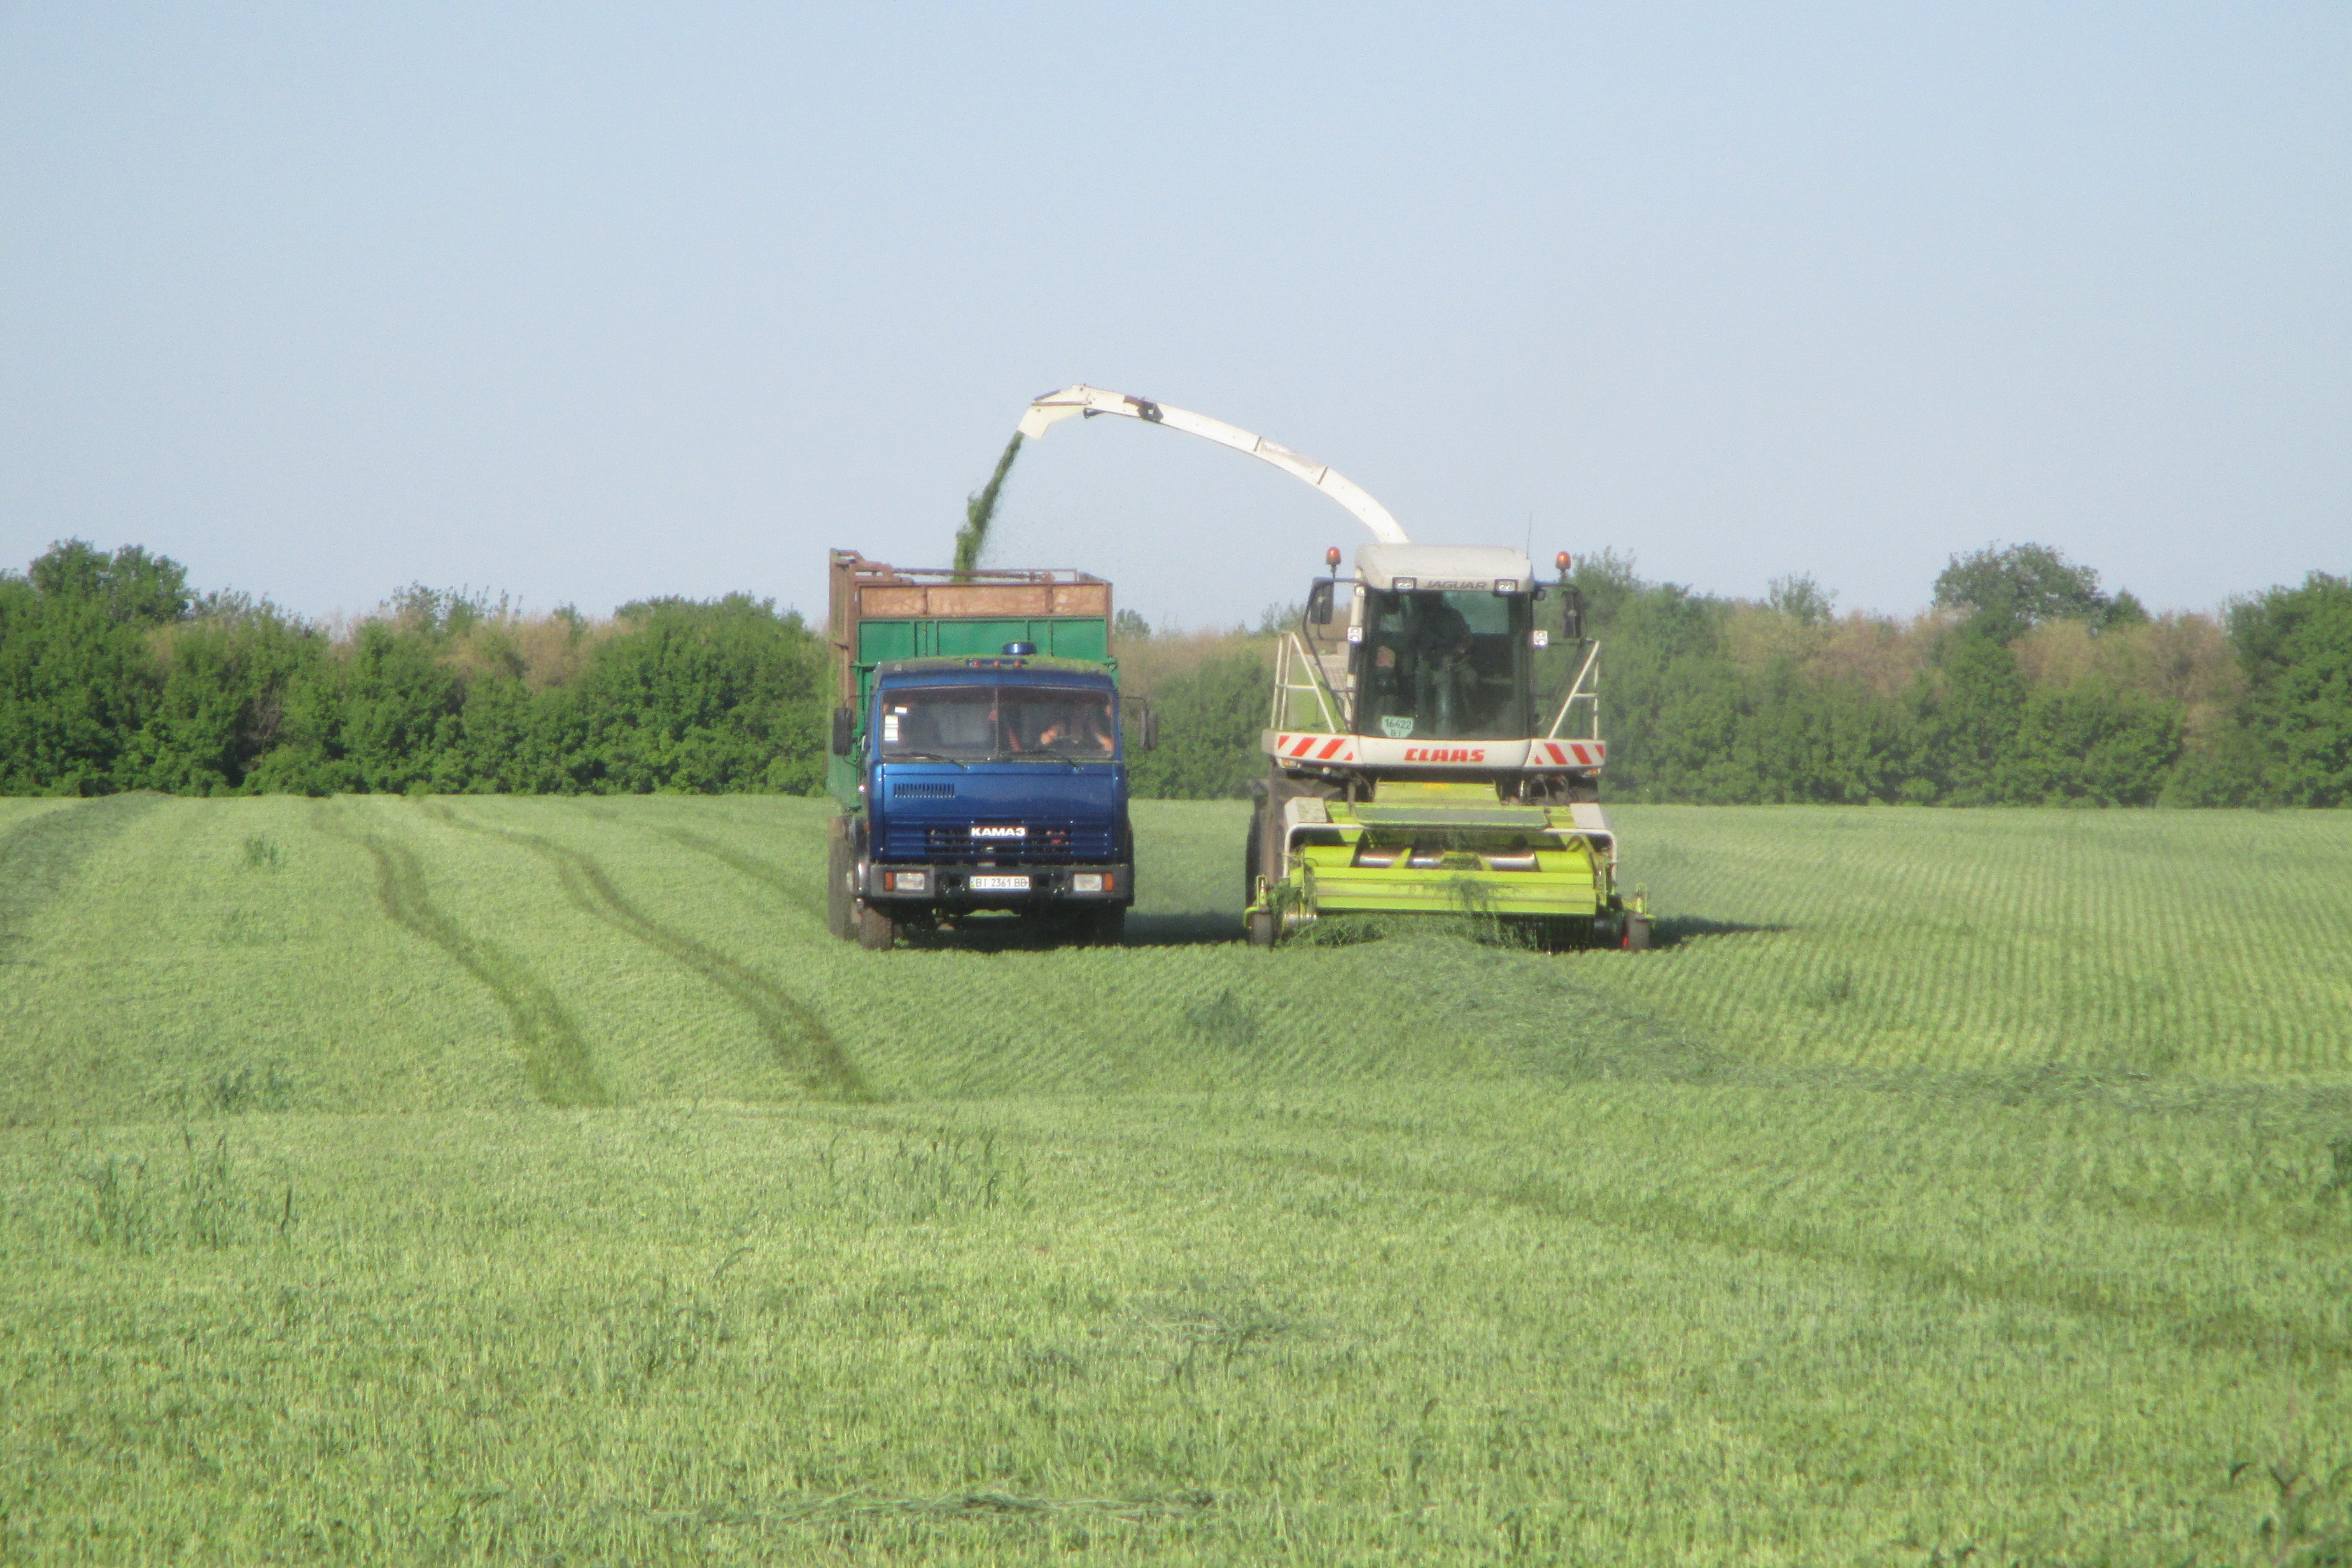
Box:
823, 552, 1149, 950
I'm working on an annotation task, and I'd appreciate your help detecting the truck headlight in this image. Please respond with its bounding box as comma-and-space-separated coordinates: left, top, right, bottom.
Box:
884, 870, 928, 893
1072, 873, 1105, 894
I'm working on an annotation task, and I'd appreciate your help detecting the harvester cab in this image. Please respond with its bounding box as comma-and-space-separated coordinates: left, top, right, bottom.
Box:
1016, 383, 1648, 951
1248, 540, 1636, 949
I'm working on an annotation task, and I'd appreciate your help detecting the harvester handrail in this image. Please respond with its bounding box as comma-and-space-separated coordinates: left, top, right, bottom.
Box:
1272, 633, 1343, 734
1545, 641, 1601, 741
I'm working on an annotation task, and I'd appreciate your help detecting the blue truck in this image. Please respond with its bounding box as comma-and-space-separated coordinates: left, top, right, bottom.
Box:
823, 551, 1152, 950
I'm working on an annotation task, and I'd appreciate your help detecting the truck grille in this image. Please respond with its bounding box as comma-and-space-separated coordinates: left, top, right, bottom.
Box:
882, 821, 1115, 863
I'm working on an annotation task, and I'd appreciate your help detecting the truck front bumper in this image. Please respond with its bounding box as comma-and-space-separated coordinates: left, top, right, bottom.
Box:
862, 863, 1133, 908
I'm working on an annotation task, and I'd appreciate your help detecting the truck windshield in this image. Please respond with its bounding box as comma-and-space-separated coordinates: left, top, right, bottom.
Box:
878, 685, 1115, 761
1355, 589, 1532, 741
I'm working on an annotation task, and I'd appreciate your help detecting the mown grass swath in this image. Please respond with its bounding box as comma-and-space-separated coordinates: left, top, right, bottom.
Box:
1, 797, 2348, 1564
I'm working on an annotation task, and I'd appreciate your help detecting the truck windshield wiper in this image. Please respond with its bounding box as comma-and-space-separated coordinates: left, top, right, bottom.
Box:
994, 749, 1100, 765
886, 750, 970, 768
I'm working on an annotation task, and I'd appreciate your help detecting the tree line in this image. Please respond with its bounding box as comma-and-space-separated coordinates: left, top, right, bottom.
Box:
3, 538, 2346, 804
1, 542, 825, 796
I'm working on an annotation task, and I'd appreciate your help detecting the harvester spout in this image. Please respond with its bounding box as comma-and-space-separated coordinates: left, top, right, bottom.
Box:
1017, 385, 1412, 545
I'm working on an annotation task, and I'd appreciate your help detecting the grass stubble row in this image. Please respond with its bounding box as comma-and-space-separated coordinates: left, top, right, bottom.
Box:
1, 796, 2348, 1564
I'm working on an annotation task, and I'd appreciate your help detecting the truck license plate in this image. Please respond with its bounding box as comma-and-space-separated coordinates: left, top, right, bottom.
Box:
969, 874, 1030, 892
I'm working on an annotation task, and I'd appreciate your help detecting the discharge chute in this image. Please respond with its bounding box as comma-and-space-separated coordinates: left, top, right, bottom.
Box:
1017, 385, 1412, 545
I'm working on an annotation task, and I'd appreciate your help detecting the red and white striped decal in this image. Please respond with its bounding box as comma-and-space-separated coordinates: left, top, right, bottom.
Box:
1267, 731, 1605, 770
1275, 732, 1361, 764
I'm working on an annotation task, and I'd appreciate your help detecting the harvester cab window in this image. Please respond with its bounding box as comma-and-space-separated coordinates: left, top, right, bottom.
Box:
1358, 590, 1531, 740
878, 685, 1115, 762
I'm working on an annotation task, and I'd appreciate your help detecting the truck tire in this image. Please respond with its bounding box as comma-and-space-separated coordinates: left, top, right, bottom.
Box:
1084, 906, 1126, 947
857, 901, 897, 951
826, 823, 855, 942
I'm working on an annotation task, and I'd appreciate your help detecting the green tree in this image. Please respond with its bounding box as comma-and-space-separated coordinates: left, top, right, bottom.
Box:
339, 620, 467, 793
130, 600, 327, 794
1569, 571, 1723, 800
571, 596, 826, 794
2229, 572, 2352, 806
1127, 651, 1270, 798
2007, 684, 2181, 805
26, 540, 191, 627
1933, 543, 2108, 643
1766, 573, 1836, 628
1921, 627, 2029, 803
0, 543, 190, 793
1738, 663, 1920, 803
2101, 589, 2150, 630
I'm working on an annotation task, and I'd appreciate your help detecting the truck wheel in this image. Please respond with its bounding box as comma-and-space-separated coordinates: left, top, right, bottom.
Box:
857, 901, 897, 951
1087, 906, 1127, 947
826, 828, 855, 942
1623, 913, 1652, 952
1247, 909, 1278, 948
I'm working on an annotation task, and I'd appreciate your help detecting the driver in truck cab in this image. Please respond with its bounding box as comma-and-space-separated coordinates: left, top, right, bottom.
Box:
1013, 700, 1115, 757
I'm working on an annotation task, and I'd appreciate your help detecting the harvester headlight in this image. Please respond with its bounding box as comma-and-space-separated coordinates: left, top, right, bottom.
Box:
1494, 578, 1516, 594
1072, 873, 1105, 894
1393, 576, 1417, 592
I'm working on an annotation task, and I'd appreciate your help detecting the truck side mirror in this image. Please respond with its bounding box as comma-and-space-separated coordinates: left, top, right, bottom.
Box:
830, 705, 854, 756
1561, 587, 1586, 643
1130, 698, 1158, 752
1306, 579, 1335, 626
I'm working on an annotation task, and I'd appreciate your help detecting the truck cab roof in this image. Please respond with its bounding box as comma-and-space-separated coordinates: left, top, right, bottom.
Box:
876, 657, 1117, 686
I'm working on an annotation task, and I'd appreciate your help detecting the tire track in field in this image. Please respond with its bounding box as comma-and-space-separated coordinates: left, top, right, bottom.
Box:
793, 1097, 2352, 1371
424, 806, 870, 1102
0, 793, 167, 965
1232, 1128, 2352, 1369
313, 806, 610, 1108
571, 804, 827, 923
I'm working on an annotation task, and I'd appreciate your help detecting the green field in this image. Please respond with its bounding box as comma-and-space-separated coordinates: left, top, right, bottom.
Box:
3, 796, 2349, 1564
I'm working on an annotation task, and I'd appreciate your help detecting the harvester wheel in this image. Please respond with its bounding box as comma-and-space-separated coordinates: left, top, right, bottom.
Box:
1246, 909, 1279, 948
857, 901, 897, 951
826, 827, 855, 942
1242, 812, 1263, 911
1531, 917, 1593, 953
1623, 913, 1653, 952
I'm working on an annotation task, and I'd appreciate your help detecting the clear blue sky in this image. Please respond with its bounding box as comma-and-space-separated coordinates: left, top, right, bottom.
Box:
4, 4, 2345, 629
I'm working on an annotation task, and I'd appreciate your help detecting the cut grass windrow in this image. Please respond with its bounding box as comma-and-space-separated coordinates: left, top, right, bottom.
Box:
315, 806, 610, 1108
424, 805, 870, 1102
